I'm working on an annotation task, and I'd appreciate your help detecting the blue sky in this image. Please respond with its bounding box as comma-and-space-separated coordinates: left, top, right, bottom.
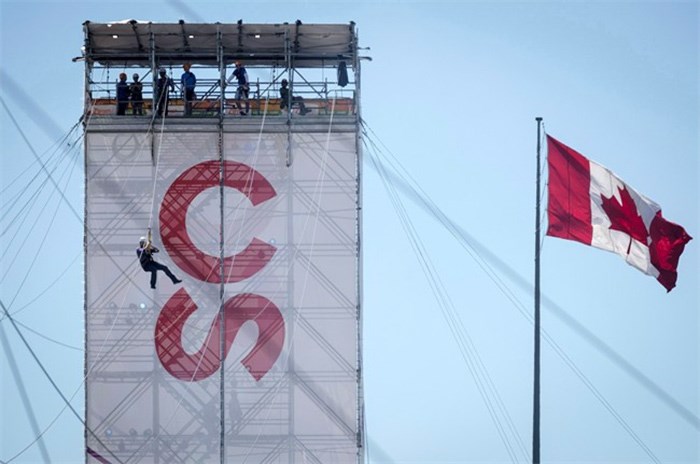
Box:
1, 1, 698, 463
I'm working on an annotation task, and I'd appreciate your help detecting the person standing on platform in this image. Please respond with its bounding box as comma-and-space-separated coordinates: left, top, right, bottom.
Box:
136, 237, 181, 289
129, 73, 144, 115
231, 60, 250, 115
181, 63, 197, 116
155, 68, 174, 117
116, 72, 130, 115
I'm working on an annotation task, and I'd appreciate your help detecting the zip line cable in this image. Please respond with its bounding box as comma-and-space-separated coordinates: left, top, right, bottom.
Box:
222, 89, 275, 464
0, 299, 125, 464
146, 97, 170, 237
0, 323, 51, 463
224, 83, 272, 284
123, 84, 299, 463
1, 100, 119, 462
241, 92, 343, 464
0, 98, 177, 462
124, 120, 242, 464
119, 113, 284, 460
0, 124, 77, 207
12, 318, 81, 351
359, 119, 699, 431
0, 106, 88, 462
83, 119, 196, 464
0, 144, 76, 270
1, 144, 82, 328
211, 92, 376, 463
363, 130, 526, 461
366, 137, 662, 462
121, 92, 276, 461
2, 141, 80, 303
0, 123, 80, 235
363, 133, 526, 463
1, 94, 167, 306
361, 120, 663, 462
0, 97, 86, 224
2, 164, 78, 316
10, 252, 80, 316
539, 327, 661, 462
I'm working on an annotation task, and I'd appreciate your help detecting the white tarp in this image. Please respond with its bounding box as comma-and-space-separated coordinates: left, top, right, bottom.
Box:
85, 127, 360, 463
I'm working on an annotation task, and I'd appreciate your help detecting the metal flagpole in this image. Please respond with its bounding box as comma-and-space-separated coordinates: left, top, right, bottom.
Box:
533, 116, 543, 464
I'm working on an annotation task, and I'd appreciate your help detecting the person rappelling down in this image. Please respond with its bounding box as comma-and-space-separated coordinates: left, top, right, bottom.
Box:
136, 237, 182, 289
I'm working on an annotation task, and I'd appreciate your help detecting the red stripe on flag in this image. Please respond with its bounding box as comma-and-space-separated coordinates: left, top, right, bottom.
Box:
546, 135, 593, 245
649, 212, 693, 292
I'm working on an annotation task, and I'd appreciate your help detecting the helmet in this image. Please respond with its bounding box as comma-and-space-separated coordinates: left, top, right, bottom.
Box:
139, 236, 147, 246
281, 79, 288, 85
132, 73, 139, 80
158, 68, 166, 74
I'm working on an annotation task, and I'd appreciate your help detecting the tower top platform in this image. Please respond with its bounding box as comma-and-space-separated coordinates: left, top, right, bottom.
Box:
82, 20, 358, 67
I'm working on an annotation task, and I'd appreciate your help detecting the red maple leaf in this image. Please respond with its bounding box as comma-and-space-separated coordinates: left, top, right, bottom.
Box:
600, 186, 649, 245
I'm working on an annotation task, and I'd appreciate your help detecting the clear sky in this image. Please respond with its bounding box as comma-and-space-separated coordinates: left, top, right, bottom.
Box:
1, 1, 698, 463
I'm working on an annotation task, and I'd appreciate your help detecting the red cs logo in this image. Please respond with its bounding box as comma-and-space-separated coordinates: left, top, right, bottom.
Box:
154, 160, 285, 382
159, 160, 277, 283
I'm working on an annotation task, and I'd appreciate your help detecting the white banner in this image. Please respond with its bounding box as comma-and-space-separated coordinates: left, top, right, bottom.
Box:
86, 128, 360, 463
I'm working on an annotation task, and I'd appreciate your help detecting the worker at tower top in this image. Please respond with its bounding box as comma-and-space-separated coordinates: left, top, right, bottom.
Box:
129, 73, 144, 116
116, 73, 130, 116
231, 60, 250, 115
181, 63, 197, 116
155, 68, 174, 117
136, 237, 182, 290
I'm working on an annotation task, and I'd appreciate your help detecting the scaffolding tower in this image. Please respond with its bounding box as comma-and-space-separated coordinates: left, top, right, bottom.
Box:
82, 20, 365, 464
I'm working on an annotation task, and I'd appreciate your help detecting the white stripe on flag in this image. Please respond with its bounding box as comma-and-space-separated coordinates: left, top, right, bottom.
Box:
589, 160, 660, 277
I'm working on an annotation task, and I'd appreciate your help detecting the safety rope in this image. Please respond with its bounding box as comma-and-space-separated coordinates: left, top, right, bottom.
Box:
239, 87, 342, 464
223, 83, 271, 283
125, 72, 279, 462
144, 68, 174, 247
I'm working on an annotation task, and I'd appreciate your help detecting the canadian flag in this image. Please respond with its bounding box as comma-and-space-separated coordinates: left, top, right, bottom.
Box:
546, 135, 692, 292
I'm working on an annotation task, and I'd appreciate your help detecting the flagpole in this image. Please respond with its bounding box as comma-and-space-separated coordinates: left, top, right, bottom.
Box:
533, 116, 543, 464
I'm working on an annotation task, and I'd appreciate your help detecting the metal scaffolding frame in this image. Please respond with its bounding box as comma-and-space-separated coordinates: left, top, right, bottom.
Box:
83, 21, 365, 464
79, 21, 361, 121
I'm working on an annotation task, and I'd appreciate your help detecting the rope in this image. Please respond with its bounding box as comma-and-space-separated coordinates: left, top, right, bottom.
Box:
0, 299, 125, 464
9, 252, 81, 318
2, 144, 79, 309
240, 88, 341, 464
362, 130, 524, 463
361, 118, 664, 463
0, 95, 184, 461
147, 108, 168, 240
125, 73, 279, 462
12, 319, 81, 351
2, 80, 359, 463
223, 80, 271, 283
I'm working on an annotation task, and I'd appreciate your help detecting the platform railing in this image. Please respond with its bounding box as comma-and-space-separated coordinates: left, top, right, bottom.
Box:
85, 77, 355, 118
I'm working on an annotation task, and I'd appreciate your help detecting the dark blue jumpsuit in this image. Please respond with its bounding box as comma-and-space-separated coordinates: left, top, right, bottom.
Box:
136, 246, 180, 289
